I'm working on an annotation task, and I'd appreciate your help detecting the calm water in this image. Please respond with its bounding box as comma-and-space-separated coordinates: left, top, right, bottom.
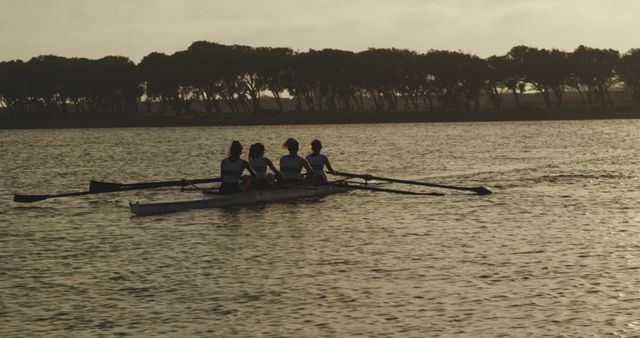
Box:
1, 120, 640, 337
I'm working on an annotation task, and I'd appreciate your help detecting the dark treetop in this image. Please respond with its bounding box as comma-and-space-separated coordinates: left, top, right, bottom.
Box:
1, 42, 640, 126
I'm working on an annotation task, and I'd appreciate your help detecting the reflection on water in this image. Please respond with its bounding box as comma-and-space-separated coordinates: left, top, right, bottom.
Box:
1, 120, 640, 337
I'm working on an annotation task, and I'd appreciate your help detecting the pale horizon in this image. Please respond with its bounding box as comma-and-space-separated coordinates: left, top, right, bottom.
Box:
2, 0, 639, 62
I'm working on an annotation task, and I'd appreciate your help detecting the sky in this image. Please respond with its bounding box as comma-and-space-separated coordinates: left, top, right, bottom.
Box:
1, 0, 639, 62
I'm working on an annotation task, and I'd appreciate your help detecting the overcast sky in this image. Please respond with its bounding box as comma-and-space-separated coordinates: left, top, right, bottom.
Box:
1, 0, 639, 62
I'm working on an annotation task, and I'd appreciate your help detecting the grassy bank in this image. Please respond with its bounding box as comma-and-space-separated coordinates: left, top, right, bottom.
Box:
1, 106, 640, 130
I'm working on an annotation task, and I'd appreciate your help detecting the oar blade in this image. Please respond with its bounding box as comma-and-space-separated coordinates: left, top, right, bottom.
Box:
13, 194, 49, 203
89, 180, 124, 193
472, 187, 493, 195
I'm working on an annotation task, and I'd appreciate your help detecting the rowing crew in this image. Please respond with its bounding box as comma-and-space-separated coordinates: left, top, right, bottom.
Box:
219, 138, 335, 194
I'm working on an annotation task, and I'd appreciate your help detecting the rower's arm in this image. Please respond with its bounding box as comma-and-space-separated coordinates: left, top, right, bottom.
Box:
242, 160, 257, 178
265, 158, 284, 181
323, 155, 336, 174
302, 158, 313, 175
265, 158, 282, 176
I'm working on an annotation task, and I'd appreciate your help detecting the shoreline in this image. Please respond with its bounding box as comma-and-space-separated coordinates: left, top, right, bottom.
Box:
1, 107, 640, 130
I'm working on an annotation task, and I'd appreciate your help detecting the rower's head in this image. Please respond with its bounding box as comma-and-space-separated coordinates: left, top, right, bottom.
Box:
311, 139, 322, 155
283, 138, 299, 155
229, 140, 243, 160
249, 143, 265, 159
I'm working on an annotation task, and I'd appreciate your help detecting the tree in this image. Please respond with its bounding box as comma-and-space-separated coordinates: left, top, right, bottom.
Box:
26, 55, 71, 114
618, 49, 640, 105
423, 50, 470, 110
92, 56, 141, 114
176, 41, 230, 115
459, 54, 488, 111
139, 52, 180, 114
508, 46, 569, 108
0, 60, 30, 114
254, 47, 294, 112
569, 46, 619, 107
356, 48, 409, 111
485, 55, 511, 109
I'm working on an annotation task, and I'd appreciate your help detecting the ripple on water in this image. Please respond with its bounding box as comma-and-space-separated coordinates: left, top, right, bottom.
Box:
2, 121, 640, 337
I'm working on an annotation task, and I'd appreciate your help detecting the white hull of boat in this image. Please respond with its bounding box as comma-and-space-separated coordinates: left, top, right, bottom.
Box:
130, 183, 352, 215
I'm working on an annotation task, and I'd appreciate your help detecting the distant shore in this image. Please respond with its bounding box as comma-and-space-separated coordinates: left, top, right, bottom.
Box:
1, 107, 640, 130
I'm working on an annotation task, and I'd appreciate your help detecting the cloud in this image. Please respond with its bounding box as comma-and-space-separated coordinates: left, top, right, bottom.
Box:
1, 0, 639, 61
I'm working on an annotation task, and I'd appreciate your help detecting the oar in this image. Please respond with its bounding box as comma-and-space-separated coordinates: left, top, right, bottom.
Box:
337, 183, 445, 196
89, 177, 221, 193
14, 177, 222, 203
14, 191, 95, 203
333, 172, 492, 195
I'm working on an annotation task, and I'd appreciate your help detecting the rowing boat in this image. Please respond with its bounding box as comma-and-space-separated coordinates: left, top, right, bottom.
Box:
129, 181, 358, 216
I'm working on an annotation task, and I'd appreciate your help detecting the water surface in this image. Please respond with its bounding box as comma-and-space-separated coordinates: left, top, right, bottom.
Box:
1, 120, 640, 337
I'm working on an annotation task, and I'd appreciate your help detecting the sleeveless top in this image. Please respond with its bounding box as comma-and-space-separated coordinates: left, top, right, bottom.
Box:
221, 158, 243, 184
249, 157, 267, 178
305, 154, 325, 178
280, 155, 304, 180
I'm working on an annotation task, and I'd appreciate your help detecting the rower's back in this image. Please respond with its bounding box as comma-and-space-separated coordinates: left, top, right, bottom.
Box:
279, 138, 311, 182
280, 154, 304, 181
220, 141, 244, 194
249, 156, 267, 179
306, 153, 327, 181
305, 139, 334, 182
219, 140, 256, 194
221, 157, 244, 184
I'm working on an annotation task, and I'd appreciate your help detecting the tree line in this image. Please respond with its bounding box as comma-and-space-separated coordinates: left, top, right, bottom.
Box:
1, 41, 640, 116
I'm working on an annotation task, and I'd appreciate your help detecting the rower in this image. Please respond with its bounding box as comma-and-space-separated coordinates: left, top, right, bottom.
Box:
279, 138, 313, 182
305, 139, 335, 182
220, 141, 256, 194
248, 143, 281, 189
